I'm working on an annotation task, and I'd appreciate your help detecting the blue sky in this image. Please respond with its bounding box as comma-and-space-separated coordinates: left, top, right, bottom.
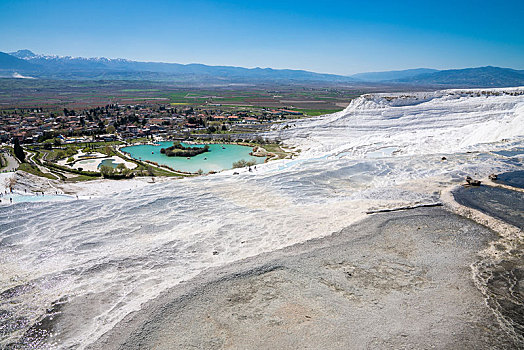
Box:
0, 0, 523, 74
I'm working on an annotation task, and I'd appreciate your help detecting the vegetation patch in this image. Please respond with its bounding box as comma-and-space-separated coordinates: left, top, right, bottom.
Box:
44, 161, 101, 177
0, 153, 6, 169
13, 139, 26, 162
99, 163, 134, 179
232, 159, 257, 168
17, 163, 56, 180
297, 108, 343, 116
65, 174, 100, 182
160, 142, 209, 157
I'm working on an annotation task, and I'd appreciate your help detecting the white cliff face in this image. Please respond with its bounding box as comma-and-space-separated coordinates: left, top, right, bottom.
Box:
1, 88, 523, 349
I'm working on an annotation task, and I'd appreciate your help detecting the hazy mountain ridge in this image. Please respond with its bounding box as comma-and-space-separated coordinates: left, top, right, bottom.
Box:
0, 52, 39, 70
393, 66, 524, 87
1, 50, 523, 87
350, 68, 439, 82
4, 49, 358, 83
352, 66, 524, 86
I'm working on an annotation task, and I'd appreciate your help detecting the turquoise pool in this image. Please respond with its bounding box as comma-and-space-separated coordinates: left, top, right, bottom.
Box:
98, 158, 119, 169
121, 142, 264, 173
0, 193, 73, 205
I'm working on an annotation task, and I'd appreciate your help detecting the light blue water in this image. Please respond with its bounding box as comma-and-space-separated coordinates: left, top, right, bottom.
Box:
99, 158, 118, 169
121, 142, 265, 173
492, 148, 524, 158
1, 193, 73, 204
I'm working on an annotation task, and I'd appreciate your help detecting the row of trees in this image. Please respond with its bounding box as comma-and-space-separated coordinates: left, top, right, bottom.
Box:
232, 159, 256, 168
99, 163, 134, 179
206, 125, 228, 133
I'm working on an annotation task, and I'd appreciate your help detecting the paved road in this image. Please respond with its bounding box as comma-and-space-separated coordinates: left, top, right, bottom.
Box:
0, 150, 19, 172
26, 151, 61, 179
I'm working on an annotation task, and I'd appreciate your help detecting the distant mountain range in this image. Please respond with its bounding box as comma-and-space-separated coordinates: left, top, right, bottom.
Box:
0, 51, 36, 70
1, 49, 523, 87
393, 66, 524, 87
351, 68, 439, 82
353, 66, 524, 87
1, 49, 357, 84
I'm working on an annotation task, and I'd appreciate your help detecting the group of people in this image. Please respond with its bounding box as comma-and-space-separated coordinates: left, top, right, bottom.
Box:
0, 188, 61, 205
0, 191, 12, 204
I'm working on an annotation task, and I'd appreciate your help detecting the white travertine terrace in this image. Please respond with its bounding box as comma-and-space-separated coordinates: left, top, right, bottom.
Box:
1, 87, 523, 349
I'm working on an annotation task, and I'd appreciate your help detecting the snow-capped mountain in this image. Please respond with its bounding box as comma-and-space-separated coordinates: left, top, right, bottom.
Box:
2, 49, 359, 83
2, 49, 524, 86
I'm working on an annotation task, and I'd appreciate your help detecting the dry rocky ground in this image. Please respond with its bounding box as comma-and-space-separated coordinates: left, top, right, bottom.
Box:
92, 207, 520, 349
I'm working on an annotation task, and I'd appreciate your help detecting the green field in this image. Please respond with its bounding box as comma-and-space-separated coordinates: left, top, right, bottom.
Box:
296, 109, 344, 116
0, 78, 377, 115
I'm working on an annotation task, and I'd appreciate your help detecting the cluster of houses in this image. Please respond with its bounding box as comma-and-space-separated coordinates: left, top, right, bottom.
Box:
0, 104, 303, 144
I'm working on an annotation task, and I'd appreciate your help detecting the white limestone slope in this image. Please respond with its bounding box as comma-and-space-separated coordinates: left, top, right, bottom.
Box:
273, 87, 524, 159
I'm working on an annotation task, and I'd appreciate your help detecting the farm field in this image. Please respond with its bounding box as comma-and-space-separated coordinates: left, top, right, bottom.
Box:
0, 79, 409, 116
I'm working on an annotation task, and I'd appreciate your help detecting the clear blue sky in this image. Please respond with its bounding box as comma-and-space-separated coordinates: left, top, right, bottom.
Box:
0, 0, 523, 75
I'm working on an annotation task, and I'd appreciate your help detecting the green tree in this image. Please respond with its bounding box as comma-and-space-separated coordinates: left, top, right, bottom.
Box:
13, 138, 26, 163
232, 159, 248, 168
55, 150, 66, 160
99, 165, 114, 177
146, 166, 154, 176
103, 145, 113, 156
